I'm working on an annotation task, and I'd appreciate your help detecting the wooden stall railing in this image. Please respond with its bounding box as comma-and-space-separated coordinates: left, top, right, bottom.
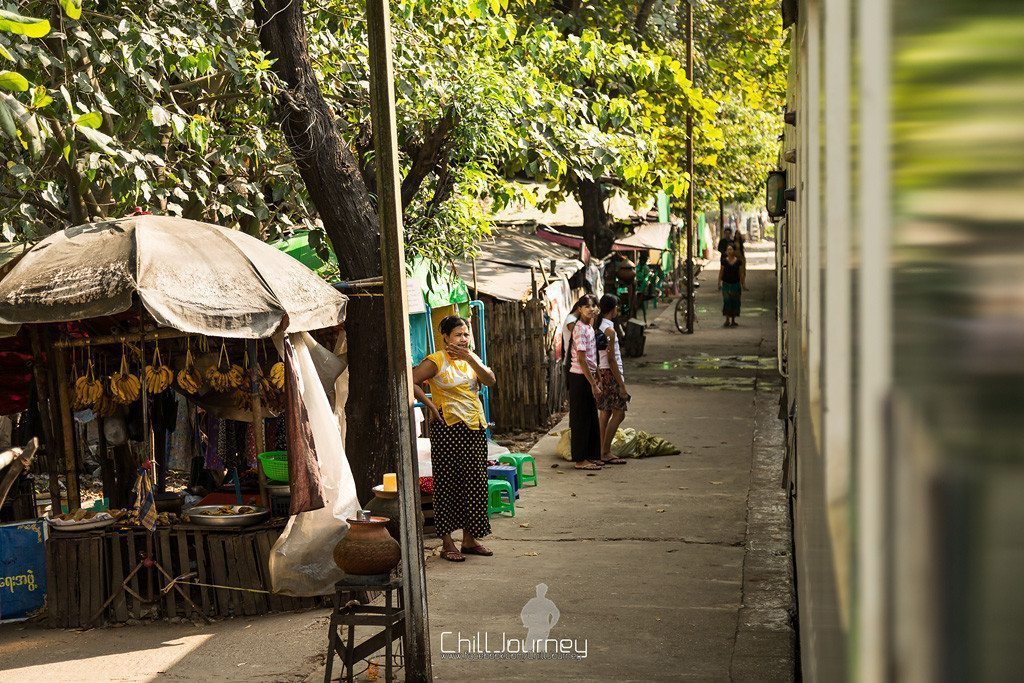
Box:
46, 520, 326, 628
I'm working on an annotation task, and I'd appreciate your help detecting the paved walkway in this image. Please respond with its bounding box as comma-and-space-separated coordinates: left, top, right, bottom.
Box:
424, 241, 794, 681
0, 242, 794, 682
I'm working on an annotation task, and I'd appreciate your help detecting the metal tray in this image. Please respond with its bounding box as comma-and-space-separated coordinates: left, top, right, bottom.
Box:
48, 516, 118, 533
184, 505, 270, 528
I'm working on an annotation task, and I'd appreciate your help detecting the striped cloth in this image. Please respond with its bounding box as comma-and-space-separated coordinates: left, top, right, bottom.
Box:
132, 466, 158, 531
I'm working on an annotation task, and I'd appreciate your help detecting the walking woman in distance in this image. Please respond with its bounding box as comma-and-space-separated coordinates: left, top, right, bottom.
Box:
717, 244, 748, 327
594, 295, 628, 465
412, 315, 496, 562
566, 294, 604, 470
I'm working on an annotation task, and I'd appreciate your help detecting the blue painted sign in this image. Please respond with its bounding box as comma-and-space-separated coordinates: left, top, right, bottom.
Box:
0, 519, 46, 621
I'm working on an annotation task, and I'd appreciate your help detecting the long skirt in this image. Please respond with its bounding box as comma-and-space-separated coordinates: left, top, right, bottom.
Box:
567, 371, 601, 462
722, 282, 742, 317
429, 418, 491, 539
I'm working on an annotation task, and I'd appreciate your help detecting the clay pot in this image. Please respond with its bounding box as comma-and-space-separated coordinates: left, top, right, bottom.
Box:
333, 516, 401, 576
365, 486, 401, 541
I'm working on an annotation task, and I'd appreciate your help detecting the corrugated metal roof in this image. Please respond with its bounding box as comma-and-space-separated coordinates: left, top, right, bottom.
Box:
455, 228, 583, 301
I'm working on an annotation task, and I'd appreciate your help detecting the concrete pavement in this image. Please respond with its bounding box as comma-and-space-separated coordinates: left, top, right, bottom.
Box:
420, 241, 794, 681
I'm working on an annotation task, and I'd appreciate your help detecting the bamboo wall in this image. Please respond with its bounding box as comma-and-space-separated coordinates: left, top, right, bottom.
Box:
485, 299, 552, 433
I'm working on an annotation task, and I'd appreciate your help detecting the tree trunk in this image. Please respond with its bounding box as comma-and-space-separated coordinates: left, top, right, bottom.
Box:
577, 177, 615, 258
635, 0, 657, 32
255, 0, 397, 502
719, 195, 725, 241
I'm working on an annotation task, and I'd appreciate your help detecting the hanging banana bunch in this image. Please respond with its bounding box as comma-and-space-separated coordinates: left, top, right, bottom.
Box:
93, 383, 118, 418
144, 345, 174, 394
232, 388, 255, 412
73, 353, 104, 409
177, 338, 203, 394
109, 347, 141, 404
83, 359, 104, 404
71, 353, 88, 410
227, 350, 245, 390
269, 361, 285, 390
206, 341, 235, 392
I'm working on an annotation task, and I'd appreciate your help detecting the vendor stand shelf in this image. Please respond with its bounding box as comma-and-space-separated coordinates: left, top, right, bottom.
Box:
45, 519, 327, 628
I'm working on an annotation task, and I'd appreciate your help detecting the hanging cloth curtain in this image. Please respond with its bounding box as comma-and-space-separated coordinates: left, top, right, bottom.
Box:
131, 465, 158, 531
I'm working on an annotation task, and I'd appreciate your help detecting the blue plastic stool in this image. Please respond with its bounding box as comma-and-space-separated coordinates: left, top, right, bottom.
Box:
487, 479, 515, 517
487, 464, 519, 499
497, 453, 538, 488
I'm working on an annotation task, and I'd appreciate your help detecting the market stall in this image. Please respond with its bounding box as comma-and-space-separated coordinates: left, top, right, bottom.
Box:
0, 215, 357, 627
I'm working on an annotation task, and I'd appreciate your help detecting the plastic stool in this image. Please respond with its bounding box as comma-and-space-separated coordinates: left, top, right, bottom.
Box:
498, 453, 538, 487
487, 479, 515, 517
487, 464, 519, 499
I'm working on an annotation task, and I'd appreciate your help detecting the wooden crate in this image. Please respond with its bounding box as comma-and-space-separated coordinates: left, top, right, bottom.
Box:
46, 530, 106, 629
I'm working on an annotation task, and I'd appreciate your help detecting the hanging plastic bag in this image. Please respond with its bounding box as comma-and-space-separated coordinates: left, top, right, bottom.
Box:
269, 331, 359, 596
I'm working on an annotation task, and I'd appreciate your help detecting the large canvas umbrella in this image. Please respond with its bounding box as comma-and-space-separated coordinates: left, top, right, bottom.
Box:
0, 215, 346, 337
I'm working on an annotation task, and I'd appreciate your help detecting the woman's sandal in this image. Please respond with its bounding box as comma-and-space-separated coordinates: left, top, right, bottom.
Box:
440, 548, 465, 562
460, 545, 493, 556
601, 457, 628, 465
574, 462, 602, 470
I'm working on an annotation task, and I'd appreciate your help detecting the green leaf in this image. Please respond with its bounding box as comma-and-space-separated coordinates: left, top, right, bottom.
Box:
76, 125, 115, 153
60, 0, 83, 21
0, 45, 12, 61
150, 105, 169, 127
0, 71, 28, 92
31, 86, 52, 108
0, 99, 16, 141
74, 111, 103, 129
0, 10, 51, 38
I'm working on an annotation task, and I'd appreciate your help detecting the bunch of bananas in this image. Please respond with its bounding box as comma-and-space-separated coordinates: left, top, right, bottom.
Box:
232, 388, 255, 412
206, 342, 244, 392
177, 344, 202, 394
144, 346, 174, 394
93, 388, 118, 418
109, 352, 141, 404
269, 361, 285, 390
73, 360, 104, 409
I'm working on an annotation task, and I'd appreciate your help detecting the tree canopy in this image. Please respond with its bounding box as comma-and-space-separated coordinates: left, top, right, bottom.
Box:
0, 0, 785, 252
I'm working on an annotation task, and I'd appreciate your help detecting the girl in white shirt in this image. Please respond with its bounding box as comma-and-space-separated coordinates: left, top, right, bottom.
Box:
594, 294, 629, 464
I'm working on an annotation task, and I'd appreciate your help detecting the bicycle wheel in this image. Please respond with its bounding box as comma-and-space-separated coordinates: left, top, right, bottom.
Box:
674, 295, 688, 333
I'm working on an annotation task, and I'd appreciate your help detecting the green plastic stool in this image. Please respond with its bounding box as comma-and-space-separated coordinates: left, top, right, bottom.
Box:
498, 453, 538, 488
487, 479, 515, 518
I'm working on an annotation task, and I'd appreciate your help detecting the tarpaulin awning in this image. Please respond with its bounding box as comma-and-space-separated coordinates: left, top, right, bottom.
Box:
455, 230, 583, 302
0, 216, 347, 338
614, 222, 673, 251
536, 224, 673, 253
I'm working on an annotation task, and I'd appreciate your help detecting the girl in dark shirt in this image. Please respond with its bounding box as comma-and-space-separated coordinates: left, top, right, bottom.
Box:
717, 245, 748, 327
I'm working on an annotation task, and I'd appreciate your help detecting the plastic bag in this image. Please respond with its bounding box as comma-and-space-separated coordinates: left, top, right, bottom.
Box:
555, 429, 573, 461
611, 428, 680, 458
268, 332, 360, 596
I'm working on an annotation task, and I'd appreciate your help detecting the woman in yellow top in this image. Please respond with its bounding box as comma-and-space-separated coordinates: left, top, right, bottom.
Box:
412, 315, 496, 563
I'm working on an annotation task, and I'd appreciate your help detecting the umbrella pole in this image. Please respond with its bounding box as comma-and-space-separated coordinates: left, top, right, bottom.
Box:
52, 342, 81, 510
28, 327, 63, 513
247, 340, 269, 509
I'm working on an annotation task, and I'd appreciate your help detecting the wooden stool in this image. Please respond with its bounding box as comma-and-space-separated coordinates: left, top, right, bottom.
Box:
324, 574, 405, 683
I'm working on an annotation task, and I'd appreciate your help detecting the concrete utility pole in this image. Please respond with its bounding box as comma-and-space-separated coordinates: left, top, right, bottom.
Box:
684, 0, 695, 333
365, 0, 432, 678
